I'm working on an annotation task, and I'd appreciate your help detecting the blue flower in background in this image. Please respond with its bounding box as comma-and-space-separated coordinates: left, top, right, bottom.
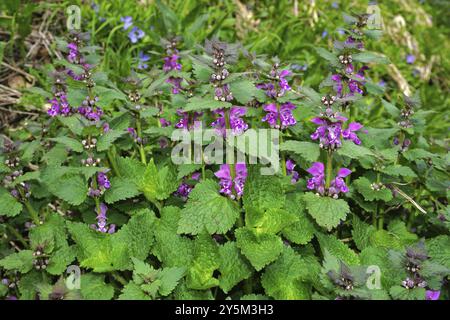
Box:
406, 54, 416, 64
128, 26, 145, 43
322, 30, 328, 38
332, 2, 339, 9
137, 51, 150, 69
120, 16, 133, 30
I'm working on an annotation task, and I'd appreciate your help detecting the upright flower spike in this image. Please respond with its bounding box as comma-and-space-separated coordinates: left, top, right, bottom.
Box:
162, 38, 183, 94
211, 107, 248, 136
262, 102, 297, 129
306, 163, 351, 198
91, 203, 115, 234
286, 159, 300, 183
214, 163, 247, 199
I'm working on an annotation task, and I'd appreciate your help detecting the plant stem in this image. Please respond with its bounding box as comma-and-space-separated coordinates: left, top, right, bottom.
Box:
111, 272, 127, 286
107, 148, 121, 177
280, 132, 287, 176
325, 150, 333, 189
136, 112, 147, 165
6, 225, 28, 248
24, 200, 40, 225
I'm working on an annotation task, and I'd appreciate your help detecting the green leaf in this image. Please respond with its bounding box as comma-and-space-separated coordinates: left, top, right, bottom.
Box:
281, 194, 315, 245
218, 242, 253, 293
116, 157, 146, 185
351, 216, 376, 251
104, 176, 141, 204
49, 137, 84, 153
139, 159, 178, 204
186, 232, 220, 290
243, 167, 285, 212
185, 96, 232, 112
80, 274, 115, 300
303, 193, 349, 231
159, 267, 186, 296
229, 79, 258, 104
235, 227, 283, 271
390, 286, 425, 300
381, 99, 400, 117
426, 235, 450, 269
46, 173, 88, 206
119, 282, 151, 300
352, 51, 390, 64
337, 140, 374, 159
316, 233, 360, 265
280, 140, 320, 162
246, 207, 298, 235
0, 250, 34, 273
354, 177, 393, 202
0, 187, 23, 217
96, 130, 127, 152
261, 246, 312, 299
314, 47, 339, 66
177, 164, 202, 180
192, 61, 213, 82
178, 179, 240, 235
154, 207, 194, 268
46, 245, 76, 275
381, 165, 417, 178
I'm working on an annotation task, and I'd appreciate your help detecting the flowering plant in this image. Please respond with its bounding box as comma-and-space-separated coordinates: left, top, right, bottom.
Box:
0, 2, 448, 302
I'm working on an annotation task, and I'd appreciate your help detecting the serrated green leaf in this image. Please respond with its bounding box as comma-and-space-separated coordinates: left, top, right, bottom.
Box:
49, 137, 84, 153
46, 173, 88, 205
218, 242, 253, 293
382, 165, 417, 178
337, 140, 374, 159
352, 51, 390, 64
104, 176, 140, 204
261, 246, 312, 299
303, 193, 349, 231
139, 159, 178, 203
229, 79, 258, 104
0, 187, 23, 217
80, 274, 115, 300
0, 250, 34, 273
316, 233, 360, 265
235, 227, 283, 271
354, 177, 393, 202
185, 96, 232, 112
280, 140, 320, 162
178, 179, 240, 235
159, 267, 186, 296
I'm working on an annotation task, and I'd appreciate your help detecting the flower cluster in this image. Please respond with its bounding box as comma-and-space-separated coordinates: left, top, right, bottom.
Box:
174, 172, 201, 200
209, 41, 233, 101
163, 39, 183, 94
88, 171, 111, 197
214, 163, 247, 199
91, 203, 115, 234
121, 16, 145, 43
211, 107, 248, 136
286, 159, 300, 183
77, 96, 104, 122
331, 66, 368, 97
311, 110, 365, 150
262, 102, 297, 129
257, 65, 292, 98
306, 162, 351, 198
174, 110, 202, 131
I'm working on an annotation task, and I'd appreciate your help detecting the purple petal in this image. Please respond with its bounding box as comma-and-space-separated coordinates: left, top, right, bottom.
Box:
348, 122, 363, 132
307, 162, 324, 176
337, 168, 352, 178
214, 164, 231, 180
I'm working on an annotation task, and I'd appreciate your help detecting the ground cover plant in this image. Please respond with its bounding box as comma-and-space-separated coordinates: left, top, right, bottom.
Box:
0, 0, 449, 300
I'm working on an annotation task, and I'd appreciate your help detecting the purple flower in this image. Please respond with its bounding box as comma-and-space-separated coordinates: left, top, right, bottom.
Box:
78, 96, 103, 122
406, 54, 416, 64
91, 203, 115, 234
342, 122, 365, 145
278, 69, 292, 95
214, 163, 247, 199
159, 118, 171, 127
103, 122, 110, 133
175, 183, 192, 200
47, 95, 71, 117
306, 162, 326, 195
286, 159, 300, 183
174, 110, 202, 131
262, 102, 297, 129
127, 127, 142, 143
331, 66, 368, 97
310, 117, 344, 150
211, 107, 248, 136
214, 84, 233, 102
137, 51, 150, 70
163, 53, 182, 72
256, 83, 276, 98
128, 26, 145, 43
329, 168, 351, 197
97, 171, 111, 189
306, 163, 351, 198
191, 172, 201, 181
120, 16, 133, 30
425, 290, 440, 300
166, 77, 183, 94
